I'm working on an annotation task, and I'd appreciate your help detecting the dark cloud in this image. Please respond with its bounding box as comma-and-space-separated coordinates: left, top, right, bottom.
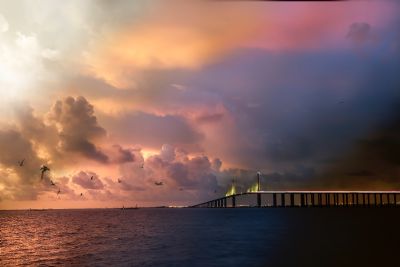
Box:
211, 158, 222, 171
72, 171, 104, 190
265, 135, 314, 162
346, 22, 372, 44
110, 144, 135, 163
48, 96, 109, 163
166, 162, 192, 186
320, 107, 400, 189
63, 137, 109, 163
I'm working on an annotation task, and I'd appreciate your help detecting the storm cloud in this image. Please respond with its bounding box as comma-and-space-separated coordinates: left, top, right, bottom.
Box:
47, 96, 109, 163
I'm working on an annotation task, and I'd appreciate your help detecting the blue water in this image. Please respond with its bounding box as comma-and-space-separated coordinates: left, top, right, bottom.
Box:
1, 208, 399, 266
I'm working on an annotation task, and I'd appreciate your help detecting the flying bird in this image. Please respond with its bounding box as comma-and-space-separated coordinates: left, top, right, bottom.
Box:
154, 181, 163, 186
40, 165, 50, 180
18, 159, 25, 167
50, 180, 56, 186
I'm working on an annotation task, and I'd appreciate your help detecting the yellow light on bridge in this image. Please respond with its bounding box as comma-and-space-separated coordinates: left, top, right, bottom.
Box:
247, 183, 258, 193
225, 184, 236, 197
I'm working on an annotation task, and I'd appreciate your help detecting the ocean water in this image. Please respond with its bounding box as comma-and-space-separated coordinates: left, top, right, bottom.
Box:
1, 208, 399, 267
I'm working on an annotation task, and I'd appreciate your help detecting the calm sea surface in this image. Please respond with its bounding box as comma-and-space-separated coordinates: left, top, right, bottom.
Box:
1, 208, 399, 267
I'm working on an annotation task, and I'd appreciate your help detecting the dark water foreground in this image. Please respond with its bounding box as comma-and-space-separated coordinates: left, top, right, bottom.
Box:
1, 208, 399, 267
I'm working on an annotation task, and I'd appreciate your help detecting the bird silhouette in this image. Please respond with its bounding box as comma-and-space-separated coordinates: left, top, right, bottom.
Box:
40, 165, 50, 180
154, 181, 163, 186
50, 180, 56, 186
90, 176, 94, 180
18, 159, 25, 167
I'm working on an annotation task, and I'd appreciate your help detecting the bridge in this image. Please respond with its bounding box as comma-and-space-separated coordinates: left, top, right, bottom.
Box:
191, 173, 400, 208
191, 190, 400, 208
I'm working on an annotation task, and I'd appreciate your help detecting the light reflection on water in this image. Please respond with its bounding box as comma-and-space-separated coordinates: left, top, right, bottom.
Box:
0, 209, 284, 266
0, 208, 399, 266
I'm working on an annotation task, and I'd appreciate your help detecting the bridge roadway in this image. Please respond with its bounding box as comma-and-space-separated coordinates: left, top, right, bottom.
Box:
190, 191, 400, 208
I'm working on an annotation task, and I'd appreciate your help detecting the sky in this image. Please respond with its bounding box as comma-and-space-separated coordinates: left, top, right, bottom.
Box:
0, 0, 400, 209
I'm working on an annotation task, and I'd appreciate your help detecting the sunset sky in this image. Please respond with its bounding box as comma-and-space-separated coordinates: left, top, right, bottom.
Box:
0, 0, 399, 209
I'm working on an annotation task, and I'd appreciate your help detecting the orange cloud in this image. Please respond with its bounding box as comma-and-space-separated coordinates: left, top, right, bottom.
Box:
85, 2, 266, 88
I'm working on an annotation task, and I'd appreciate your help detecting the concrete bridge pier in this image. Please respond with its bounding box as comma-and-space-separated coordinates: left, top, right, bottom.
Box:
281, 193, 285, 207
257, 193, 261, 208
300, 193, 305, 207
326, 194, 330, 207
